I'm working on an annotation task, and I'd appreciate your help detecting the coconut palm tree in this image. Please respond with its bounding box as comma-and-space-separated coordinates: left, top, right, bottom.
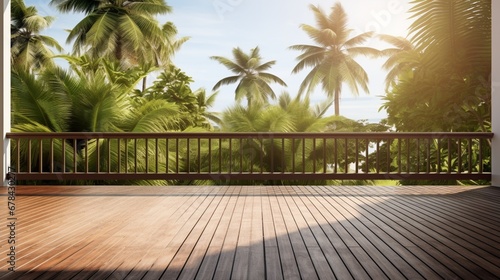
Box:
49, 0, 173, 68
11, 0, 63, 71
378, 35, 421, 90
211, 46, 287, 107
290, 3, 380, 116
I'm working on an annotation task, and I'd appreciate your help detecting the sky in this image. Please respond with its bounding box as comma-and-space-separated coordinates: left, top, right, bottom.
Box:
28, 0, 412, 123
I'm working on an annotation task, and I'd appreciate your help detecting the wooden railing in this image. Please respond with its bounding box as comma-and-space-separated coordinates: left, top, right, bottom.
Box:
5, 132, 493, 182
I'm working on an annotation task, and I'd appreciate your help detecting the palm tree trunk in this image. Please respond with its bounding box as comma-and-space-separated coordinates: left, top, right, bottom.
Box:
334, 88, 340, 116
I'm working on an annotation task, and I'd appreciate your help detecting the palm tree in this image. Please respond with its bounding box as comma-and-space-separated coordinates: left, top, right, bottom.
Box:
11, 0, 63, 71
211, 46, 287, 107
378, 35, 421, 90
408, 0, 490, 77
290, 3, 380, 116
49, 0, 173, 67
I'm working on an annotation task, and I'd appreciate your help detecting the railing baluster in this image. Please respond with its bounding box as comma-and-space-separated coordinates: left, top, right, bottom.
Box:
61, 139, 64, 174
334, 138, 338, 173
355, 138, 359, 174
39, 139, 43, 173
118, 138, 121, 173
134, 139, 137, 174
407, 139, 410, 174
156, 138, 159, 174
416, 139, 420, 174
312, 138, 316, 173
218, 138, 222, 174
468, 138, 472, 173
376, 139, 380, 174
323, 138, 327, 174
198, 138, 201, 174
397, 139, 401, 174
208, 138, 212, 173
457, 138, 461, 174
107, 139, 111, 173
282, 138, 286, 174
16, 139, 20, 173
85, 139, 89, 174
176, 138, 179, 174
437, 138, 441, 174
145, 138, 149, 173
345, 138, 348, 174
447, 138, 452, 174
302, 138, 306, 174
292, 139, 295, 173
479, 138, 483, 174
186, 138, 190, 174
165, 138, 169, 173
366, 138, 369, 173
228, 138, 232, 174
73, 139, 77, 173
50, 139, 54, 173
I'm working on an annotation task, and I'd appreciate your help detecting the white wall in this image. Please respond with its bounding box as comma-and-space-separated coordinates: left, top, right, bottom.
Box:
1, 0, 10, 186
493, 0, 500, 187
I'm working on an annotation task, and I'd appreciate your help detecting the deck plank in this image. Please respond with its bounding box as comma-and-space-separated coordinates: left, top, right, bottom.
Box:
0, 185, 499, 280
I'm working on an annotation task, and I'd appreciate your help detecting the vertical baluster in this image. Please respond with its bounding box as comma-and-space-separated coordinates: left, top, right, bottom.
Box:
125, 139, 129, 173
62, 139, 65, 174
16, 139, 20, 173
323, 138, 327, 174
312, 138, 316, 173
145, 138, 149, 173
416, 139, 420, 174
186, 138, 190, 174
334, 138, 338, 173
282, 138, 286, 174
302, 138, 306, 173
96, 138, 100, 173
407, 138, 410, 174
118, 138, 121, 173
156, 138, 159, 174
50, 139, 54, 173
108, 138, 111, 173
345, 138, 348, 174
468, 139, 472, 173
447, 138, 452, 174
292, 138, 295, 173
176, 138, 179, 174
355, 138, 359, 174
134, 138, 137, 174
426, 138, 431, 174
270, 136, 274, 174
73, 139, 77, 173
208, 138, 212, 173
397, 138, 401, 174
39, 139, 43, 173
198, 138, 201, 174
479, 138, 483, 174
366, 138, 369, 173
457, 138, 462, 174
437, 138, 441, 173
165, 138, 169, 173
228, 138, 232, 174
376, 139, 380, 174
85, 139, 89, 174
218, 138, 222, 174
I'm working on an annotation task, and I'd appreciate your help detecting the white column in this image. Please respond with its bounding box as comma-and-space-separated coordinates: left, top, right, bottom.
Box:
1, 0, 11, 186
493, 0, 500, 186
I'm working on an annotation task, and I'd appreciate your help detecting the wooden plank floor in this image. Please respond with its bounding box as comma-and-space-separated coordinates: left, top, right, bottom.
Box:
1, 185, 499, 279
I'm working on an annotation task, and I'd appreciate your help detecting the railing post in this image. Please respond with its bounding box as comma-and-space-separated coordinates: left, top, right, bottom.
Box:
493, 0, 500, 187
1, 1, 11, 186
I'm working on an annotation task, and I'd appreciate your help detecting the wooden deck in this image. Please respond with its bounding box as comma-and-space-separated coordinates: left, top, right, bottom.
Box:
1, 185, 499, 279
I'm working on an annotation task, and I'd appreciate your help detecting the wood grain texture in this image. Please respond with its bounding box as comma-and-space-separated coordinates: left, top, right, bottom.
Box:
0, 185, 499, 279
